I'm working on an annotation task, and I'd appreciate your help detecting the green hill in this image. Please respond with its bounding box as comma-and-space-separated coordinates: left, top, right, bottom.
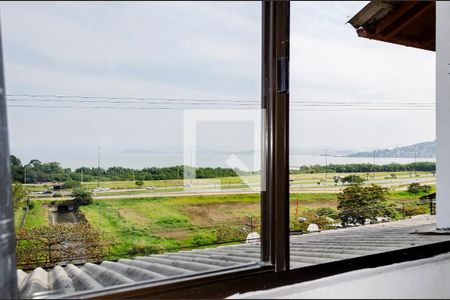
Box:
348, 140, 436, 158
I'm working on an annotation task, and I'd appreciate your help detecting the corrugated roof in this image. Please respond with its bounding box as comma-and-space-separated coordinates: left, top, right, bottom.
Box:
18, 215, 450, 299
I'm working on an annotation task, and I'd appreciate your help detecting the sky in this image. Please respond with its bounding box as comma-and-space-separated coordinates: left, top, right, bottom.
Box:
0, 1, 436, 168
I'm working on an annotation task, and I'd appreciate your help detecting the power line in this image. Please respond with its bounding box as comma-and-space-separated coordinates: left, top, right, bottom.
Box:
7, 94, 257, 104
5, 93, 436, 111
6, 98, 258, 106
6, 104, 435, 111
6, 93, 435, 106
6, 98, 435, 108
6, 104, 255, 110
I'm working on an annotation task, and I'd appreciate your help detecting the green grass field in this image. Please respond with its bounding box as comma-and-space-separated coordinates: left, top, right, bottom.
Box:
14, 200, 49, 230
79, 194, 263, 258
81, 176, 259, 190
16, 171, 434, 260
75, 190, 432, 259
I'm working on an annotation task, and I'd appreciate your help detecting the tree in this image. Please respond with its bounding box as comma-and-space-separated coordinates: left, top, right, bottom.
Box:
333, 176, 341, 186
71, 188, 93, 206
135, 180, 144, 189
407, 182, 432, 194
63, 180, 82, 189
10, 155, 24, 183
341, 175, 366, 185
12, 183, 27, 210
421, 184, 432, 194
337, 184, 388, 224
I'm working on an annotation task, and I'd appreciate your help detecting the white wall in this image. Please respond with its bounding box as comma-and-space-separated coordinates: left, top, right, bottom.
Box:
436, 1, 450, 229
229, 253, 450, 299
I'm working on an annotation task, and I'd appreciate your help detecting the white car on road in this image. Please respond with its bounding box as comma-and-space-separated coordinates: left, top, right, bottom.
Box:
92, 187, 110, 192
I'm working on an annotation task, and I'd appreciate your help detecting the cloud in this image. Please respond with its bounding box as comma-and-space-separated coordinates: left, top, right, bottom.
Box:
1, 1, 261, 98
1, 1, 436, 167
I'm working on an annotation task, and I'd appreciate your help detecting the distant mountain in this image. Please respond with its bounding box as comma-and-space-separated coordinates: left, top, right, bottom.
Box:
348, 140, 436, 158
290, 148, 356, 156
120, 146, 256, 155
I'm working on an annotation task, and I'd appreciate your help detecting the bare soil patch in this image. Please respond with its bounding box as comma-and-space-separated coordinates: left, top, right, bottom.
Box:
156, 229, 190, 240
180, 202, 260, 227
117, 208, 150, 226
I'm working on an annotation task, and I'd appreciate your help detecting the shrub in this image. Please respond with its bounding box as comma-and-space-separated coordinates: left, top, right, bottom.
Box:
71, 188, 93, 206
191, 231, 217, 246
407, 183, 422, 194
128, 240, 165, 256
407, 183, 432, 194
378, 202, 402, 220
402, 202, 429, 217
16, 223, 108, 269
337, 184, 388, 224
421, 185, 432, 194
12, 183, 27, 210
63, 180, 82, 189
28, 201, 36, 210
291, 210, 334, 232
52, 193, 63, 198
315, 207, 338, 218
341, 175, 366, 185
216, 225, 247, 243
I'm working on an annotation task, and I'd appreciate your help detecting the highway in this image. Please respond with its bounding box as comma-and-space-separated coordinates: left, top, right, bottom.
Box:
30, 175, 436, 201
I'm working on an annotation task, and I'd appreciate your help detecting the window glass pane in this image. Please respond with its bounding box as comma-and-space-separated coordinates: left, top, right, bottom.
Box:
3, 1, 262, 297
289, 1, 442, 270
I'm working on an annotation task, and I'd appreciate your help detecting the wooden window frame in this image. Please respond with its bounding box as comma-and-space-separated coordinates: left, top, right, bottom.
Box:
0, 3, 291, 298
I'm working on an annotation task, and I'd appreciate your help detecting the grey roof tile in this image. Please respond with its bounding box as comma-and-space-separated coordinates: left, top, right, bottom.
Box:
134, 255, 220, 272
117, 259, 191, 277
64, 264, 103, 292
17, 215, 450, 299
100, 261, 166, 281
17, 269, 28, 291
49, 266, 75, 295
160, 253, 241, 267
19, 267, 49, 299
80, 263, 134, 287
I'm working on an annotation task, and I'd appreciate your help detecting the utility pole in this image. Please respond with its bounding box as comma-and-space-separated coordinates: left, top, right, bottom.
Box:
190, 150, 193, 185
24, 165, 27, 184
80, 169, 83, 183
414, 149, 417, 178
99, 208, 102, 229
373, 150, 376, 177
325, 149, 328, 181
132, 169, 135, 182
97, 146, 100, 189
